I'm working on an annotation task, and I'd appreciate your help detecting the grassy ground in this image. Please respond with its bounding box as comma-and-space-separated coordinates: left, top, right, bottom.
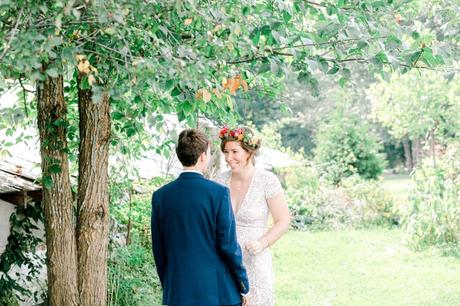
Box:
273, 229, 460, 306
380, 173, 414, 214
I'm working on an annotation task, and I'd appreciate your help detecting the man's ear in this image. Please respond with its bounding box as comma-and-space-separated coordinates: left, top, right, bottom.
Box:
199, 151, 206, 162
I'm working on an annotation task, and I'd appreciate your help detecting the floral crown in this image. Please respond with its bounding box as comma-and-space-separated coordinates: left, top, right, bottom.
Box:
218, 126, 260, 149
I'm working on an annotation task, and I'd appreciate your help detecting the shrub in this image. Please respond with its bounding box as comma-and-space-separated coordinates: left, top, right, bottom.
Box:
285, 163, 398, 230
108, 239, 162, 306
404, 144, 460, 253
341, 176, 400, 228
313, 109, 386, 184
108, 177, 168, 305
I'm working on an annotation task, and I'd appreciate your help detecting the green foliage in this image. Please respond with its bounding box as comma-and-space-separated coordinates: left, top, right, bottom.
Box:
0, 202, 45, 304
341, 176, 400, 228
285, 163, 398, 230
110, 177, 170, 247
405, 143, 460, 254
108, 178, 166, 305
313, 109, 386, 184
370, 71, 460, 143
108, 240, 162, 306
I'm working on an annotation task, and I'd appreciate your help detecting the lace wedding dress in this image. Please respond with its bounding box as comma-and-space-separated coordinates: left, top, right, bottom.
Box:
216, 168, 283, 306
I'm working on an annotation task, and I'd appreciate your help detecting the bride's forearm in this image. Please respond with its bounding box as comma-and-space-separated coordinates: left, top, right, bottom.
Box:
260, 220, 290, 248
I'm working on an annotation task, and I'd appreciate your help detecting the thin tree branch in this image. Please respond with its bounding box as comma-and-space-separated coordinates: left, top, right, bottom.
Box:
79, 34, 133, 60
272, 36, 389, 52
305, 0, 369, 11
18, 77, 33, 118
0, 8, 24, 62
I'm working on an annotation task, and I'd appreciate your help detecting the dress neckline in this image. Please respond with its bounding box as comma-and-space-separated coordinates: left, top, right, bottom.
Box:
228, 168, 257, 215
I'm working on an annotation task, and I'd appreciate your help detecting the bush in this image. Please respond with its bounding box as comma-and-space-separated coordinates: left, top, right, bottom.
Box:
110, 177, 170, 248
313, 109, 386, 184
285, 163, 399, 230
341, 176, 400, 228
108, 239, 162, 306
405, 144, 460, 254
108, 177, 168, 305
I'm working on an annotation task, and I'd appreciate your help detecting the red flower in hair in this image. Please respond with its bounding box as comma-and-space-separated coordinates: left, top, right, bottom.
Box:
219, 126, 228, 138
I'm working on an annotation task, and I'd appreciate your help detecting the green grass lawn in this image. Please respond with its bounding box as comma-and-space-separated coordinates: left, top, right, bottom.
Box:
273, 229, 460, 306
380, 173, 413, 192
380, 173, 414, 214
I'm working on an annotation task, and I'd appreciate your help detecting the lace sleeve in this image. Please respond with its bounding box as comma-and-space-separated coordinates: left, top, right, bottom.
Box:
264, 171, 283, 199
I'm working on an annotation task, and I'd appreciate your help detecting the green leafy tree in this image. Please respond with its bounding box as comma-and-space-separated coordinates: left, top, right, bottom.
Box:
0, 0, 457, 304
314, 108, 386, 184
369, 71, 460, 170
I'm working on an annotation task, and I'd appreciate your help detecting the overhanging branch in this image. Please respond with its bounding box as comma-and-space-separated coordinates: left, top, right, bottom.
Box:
0, 8, 24, 62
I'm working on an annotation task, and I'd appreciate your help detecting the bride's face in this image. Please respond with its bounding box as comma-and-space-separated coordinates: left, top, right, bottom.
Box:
223, 141, 251, 171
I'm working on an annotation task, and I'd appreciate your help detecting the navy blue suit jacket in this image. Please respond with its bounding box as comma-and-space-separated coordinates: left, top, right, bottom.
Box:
151, 172, 249, 306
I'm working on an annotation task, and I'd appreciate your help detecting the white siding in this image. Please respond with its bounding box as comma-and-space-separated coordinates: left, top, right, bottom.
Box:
0, 199, 15, 254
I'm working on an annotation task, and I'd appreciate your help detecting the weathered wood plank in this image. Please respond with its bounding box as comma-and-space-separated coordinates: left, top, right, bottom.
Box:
0, 170, 41, 194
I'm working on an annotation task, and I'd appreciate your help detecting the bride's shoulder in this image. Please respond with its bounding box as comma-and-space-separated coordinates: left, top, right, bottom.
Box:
257, 168, 280, 183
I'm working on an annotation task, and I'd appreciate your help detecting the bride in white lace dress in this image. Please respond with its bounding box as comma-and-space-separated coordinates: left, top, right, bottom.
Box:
215, 126, 290, 306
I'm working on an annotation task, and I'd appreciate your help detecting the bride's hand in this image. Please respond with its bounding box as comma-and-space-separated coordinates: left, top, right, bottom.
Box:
245, 239, 267, 255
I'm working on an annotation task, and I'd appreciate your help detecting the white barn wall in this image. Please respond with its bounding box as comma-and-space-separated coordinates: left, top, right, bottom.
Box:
0, 199, 15, 254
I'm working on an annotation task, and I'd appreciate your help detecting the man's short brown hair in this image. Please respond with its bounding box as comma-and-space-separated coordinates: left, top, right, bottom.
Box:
175, 129, 210, 166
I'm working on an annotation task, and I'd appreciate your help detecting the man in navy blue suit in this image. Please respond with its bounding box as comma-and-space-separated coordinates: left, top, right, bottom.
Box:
151, 129, 250, 306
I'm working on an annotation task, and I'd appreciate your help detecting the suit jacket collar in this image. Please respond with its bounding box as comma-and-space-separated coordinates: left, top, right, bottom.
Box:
178, 172, 204, 180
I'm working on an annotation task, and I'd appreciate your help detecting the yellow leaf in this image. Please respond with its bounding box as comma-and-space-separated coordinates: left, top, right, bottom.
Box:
195, 89, 203, 100
202, 89, 211, 102
184, 18, 193, 26
213, 24, 222, 33
212, 88, 222, 98
230, 76, 240, 95
75, 54, 86, 61
88, 74, 96, 86
77, 59, 90, 74
234, 25, 241, 36
241, 79, 248, 92
222, 77, 228, 89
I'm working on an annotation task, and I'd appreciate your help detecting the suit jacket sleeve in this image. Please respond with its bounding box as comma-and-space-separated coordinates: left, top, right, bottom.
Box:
151, 192, 166, 287
216, 187, 250, 294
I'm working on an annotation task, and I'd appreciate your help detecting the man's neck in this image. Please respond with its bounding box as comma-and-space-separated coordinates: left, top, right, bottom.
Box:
183, 166, 202, 173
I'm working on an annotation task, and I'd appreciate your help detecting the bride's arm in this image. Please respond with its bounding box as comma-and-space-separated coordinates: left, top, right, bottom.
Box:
245, 193, 290, 254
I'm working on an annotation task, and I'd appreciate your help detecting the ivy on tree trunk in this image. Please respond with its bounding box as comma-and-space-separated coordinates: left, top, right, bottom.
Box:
37, 70, 78, 306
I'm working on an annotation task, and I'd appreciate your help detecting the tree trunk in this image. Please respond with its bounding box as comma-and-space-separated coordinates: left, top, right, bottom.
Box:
402, 137, 413, 172
37, 73, 79, 306
430, 129, 436, 168
412, 138, 423, 168
76, 77, 110, 306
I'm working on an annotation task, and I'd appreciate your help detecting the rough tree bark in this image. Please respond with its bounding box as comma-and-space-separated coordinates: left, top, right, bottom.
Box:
76, 75, 110, 306
402, 137, 413, 172
37, 73, 78, 306
412, 138, 423, 168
